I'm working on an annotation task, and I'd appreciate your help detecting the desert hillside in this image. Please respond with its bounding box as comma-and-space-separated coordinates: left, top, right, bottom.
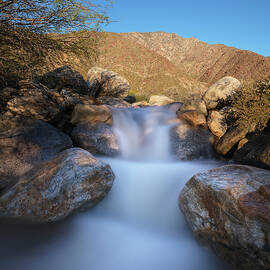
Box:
96, 32, 270, 100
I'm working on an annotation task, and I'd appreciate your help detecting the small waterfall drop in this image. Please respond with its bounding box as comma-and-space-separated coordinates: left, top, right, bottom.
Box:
112, 105, 179, 161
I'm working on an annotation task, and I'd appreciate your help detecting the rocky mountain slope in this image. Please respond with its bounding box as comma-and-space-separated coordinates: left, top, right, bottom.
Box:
96, 32, 270, 100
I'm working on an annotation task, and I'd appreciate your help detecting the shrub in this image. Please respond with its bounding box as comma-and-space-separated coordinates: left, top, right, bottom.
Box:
128, 89, 149, 102
232, 77, 270, 131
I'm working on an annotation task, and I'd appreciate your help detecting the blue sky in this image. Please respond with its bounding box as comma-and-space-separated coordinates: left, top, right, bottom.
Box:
104, 0, 270, 56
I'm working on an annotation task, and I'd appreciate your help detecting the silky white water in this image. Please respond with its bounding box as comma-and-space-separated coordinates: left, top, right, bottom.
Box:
0, 106, 230, 270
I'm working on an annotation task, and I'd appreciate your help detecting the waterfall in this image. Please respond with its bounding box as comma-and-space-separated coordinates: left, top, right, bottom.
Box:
112, 105, 179, 161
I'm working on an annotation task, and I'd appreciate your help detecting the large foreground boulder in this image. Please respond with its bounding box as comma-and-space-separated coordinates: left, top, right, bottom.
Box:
0, 120, 72, 190
71, 123, 120, 156
170, 122, 214, 160
179, 165, 270, 270
87, 67, 130, 98
203, 76, 241, 110
0, 148, 114, 223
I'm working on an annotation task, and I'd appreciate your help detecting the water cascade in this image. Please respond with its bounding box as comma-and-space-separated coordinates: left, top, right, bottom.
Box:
0, 106, 230, 270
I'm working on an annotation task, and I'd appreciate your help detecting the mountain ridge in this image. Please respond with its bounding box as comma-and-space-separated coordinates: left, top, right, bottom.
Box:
95, 31, 270, 101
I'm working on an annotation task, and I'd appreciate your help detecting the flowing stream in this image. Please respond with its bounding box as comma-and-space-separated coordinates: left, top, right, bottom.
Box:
0, 106, 230, 270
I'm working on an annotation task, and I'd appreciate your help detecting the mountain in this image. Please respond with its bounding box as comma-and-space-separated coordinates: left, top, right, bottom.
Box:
96, 32, 270, 101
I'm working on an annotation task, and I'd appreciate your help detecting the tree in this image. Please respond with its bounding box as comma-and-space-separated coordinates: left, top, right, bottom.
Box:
0, 0, 112, 88
0, 0, 111, 33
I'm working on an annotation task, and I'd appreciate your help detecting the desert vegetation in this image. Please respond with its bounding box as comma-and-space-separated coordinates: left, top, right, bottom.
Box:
233, 76, 270, 131
0, 0, 111, 88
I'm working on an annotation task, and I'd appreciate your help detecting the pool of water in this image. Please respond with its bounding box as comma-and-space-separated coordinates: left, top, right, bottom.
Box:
0, 158, 230, 270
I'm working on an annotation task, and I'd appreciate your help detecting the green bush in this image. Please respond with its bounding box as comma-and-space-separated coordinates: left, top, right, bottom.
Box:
128, 89, 149, 102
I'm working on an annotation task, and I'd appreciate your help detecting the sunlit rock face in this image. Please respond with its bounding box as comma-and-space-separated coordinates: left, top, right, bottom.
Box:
0, 148, 115, 223
71, 104, 112, 125
177, 110, 207, 128
203, 76, 241, 110
149, 95, 174, 106
179, 165, 270, 270
87, 67, 130, 98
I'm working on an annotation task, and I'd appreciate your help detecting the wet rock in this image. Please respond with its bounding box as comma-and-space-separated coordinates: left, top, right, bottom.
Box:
149, 95, 174, 106
179, 164, 270, 270
203, 76, 241, 110
87, 67, 130, 98
71, 104, 112, 126
38, 65, 89, 94
0, 120, 72, 190
234, 133, 270, 169
207, 110, 227, 138
0, 148, 114, 223
97, 96, 131, 108
177, 110, 207, 128
170, 123, 214, 160
71, 123, 120, 156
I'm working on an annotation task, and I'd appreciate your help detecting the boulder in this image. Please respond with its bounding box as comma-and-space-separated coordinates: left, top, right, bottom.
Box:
170, 123, 214, 160
38, 66, 89, 94
215, 124, 249, 155
71, 104, 112, 126
0, 120, 72, 190
87, 67, 130, 98
0, 81, 99, 133
207, 110, 227, 138
0, 148, 114, 223
97, 96, 131, 108
149, 95, 174, 106
5, 82, 61, 127
203, 76, 241, 110
234, 133, 270, 169
179, 165, 270, 270
177, 110, 207, 128
180, 99, 208, 116
71, 123, 120, 156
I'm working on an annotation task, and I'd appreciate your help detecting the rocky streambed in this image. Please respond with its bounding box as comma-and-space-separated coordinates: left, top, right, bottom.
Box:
0, 66, 269, 270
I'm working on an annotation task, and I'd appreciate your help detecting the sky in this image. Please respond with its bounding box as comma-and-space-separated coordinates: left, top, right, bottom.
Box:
104, 0, 270, 57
